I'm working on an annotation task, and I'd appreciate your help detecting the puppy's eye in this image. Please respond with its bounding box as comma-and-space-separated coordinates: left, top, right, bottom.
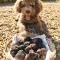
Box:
21, 4, 25, 8
19, 1, 25, 8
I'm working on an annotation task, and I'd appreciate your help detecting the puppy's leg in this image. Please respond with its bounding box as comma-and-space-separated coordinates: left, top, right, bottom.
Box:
24, 49, 35, 60
15, 50, 26, 60
24, 54, 30, 60
41, 48, 47, 60
37, 48, 47, 60
24, 49, 38, 60
37, 49, 41, 57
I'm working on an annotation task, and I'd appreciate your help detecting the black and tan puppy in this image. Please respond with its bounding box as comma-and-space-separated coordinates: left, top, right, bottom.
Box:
10, 37, 32, 57
10, 37, 46, 60
10, 0, 51, 60
25, 38, 46, 53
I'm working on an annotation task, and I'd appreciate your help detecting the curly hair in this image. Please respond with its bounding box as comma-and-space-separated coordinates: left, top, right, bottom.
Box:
14, 0, 43, 14
14, 0, 49, 41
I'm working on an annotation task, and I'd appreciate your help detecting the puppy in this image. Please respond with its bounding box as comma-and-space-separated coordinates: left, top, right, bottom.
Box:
25, 38, 46, 52
10, 0, 51, 60
14, 0, 47, 42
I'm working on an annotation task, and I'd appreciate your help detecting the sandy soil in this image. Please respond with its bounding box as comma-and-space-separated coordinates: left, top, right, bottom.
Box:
0, 3, 60, 60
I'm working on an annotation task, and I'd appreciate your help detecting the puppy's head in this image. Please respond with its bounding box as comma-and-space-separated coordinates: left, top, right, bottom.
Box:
14, 0, 43, 20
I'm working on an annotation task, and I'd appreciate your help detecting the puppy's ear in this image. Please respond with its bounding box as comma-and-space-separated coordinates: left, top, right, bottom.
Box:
35, 0, 43, 14
14, 0, 23, 13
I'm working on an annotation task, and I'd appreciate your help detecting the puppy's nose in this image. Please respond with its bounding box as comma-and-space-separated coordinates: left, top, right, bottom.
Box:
26, 10, 30, 13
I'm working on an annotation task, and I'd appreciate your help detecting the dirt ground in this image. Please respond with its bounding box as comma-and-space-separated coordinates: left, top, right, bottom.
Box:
0, 2, 60, 60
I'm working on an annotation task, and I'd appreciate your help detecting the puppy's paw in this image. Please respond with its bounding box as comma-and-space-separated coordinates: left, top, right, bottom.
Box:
15, 50, 25, 60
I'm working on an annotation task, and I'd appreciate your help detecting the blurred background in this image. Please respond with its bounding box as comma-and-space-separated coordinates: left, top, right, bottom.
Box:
0, 0, 60, 3
0, 0, 60, 60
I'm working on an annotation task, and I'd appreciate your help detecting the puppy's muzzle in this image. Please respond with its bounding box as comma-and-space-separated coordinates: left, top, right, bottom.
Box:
26, 10, 30, 14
